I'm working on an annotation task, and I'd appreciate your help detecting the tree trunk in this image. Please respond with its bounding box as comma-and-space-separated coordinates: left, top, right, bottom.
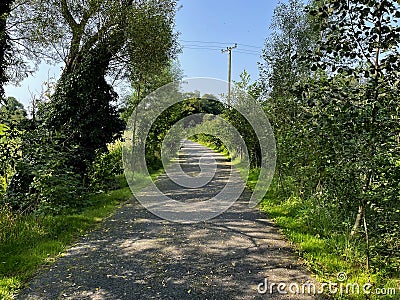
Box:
350, 204, 363, 236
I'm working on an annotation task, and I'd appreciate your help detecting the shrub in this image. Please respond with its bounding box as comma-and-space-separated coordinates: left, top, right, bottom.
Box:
29, 170, 88, 215
88, 140, 123, 191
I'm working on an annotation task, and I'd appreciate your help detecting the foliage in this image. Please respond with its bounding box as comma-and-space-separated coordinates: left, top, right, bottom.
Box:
4, 124, 87, 214
121, 61, 183, 122
303, 0, 400, 272
0, 0, 14, 96
186, 71, 264, 169
29, 170, 88, 215
7, 0, 179, 177
88, 140, 124, 191
259, 177, 399, 300
0, 175, 5, 198
0, 97, 26, 187
144, 96, 225, 170
259, 0, 400, 278
259, 0, 318, 183
42, 44, 125, 176
225, 70, 262, 168
259, 0, 316, 100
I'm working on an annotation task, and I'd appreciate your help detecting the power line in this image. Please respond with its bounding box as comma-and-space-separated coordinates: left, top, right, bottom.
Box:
235, 50, 261, 56
237, 43, 262, 49
183, 44, 259, 53
182, 45, 260, 56
180, 39, 234, 45
179, 39, 262, 50
183, 45, 225, 50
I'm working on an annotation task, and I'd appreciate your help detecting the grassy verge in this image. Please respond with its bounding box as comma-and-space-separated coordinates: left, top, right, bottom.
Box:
195, 140, 399, 299
251, 169, 399, 300
0, 171, 162, 299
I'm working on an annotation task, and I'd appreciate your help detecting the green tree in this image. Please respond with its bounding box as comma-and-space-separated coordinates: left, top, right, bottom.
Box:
0, 0, 14, 97
226, 70, 262, 167
0, 96, 27, 127
302, 0, 400, 271
259, 0, 318, 189
9, 0, 179, 176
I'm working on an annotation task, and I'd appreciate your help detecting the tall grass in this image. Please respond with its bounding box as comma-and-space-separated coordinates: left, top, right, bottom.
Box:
258, 173, 399, 300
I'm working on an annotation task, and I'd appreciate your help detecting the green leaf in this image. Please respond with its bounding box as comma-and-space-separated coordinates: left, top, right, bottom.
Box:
0, 124, 9, 136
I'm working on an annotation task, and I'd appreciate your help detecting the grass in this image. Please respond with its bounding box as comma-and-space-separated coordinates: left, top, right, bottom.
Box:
254, 171, 399, 299
0, 175, 134, 299
0, 167, 166, 300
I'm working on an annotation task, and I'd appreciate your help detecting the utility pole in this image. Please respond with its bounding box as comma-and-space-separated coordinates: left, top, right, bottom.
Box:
221, 43, 237, 106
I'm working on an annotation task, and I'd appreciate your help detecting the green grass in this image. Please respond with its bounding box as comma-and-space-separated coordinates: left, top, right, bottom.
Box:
192, 139, 231, 159
254, 171, 399, 299
0, 175, 134, 299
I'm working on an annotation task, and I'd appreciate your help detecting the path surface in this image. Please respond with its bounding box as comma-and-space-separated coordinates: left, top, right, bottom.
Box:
17, 141, 325, 299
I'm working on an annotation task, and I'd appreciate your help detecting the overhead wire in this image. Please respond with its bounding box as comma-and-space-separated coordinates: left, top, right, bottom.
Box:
179, 40, 263, 56
180, 39, 262, 49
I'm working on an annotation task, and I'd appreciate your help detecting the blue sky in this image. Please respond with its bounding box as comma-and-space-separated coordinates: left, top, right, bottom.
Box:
5, 0, 280, 108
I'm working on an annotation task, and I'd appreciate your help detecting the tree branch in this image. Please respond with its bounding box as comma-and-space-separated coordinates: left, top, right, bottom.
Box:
61, 0, 78, 31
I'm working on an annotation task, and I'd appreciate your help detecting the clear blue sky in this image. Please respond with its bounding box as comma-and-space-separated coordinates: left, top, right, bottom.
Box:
5, 0, 281, 108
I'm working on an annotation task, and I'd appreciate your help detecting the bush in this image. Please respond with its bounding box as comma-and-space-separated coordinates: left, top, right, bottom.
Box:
88, 140, 123, 191
29, 170, 88, 215
4, 161, 34, 212
3, 128, 89, 215
4, 160, 88, 215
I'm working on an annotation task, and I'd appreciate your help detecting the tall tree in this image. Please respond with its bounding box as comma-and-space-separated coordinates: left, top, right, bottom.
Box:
0, 0, 13, 98
9, 0, 179, 176
259, 0, 319, 187
259, 0, 316, 100
303, 0, 400, 270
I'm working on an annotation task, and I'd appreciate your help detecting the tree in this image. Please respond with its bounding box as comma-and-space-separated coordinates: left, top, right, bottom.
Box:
302, 0, 400, 271
259, 0, 318, 189
8, 0, 179, 176
0, 0, 14, 97
259, 0, 316, 100
0, 96, 27, 126
9, 0, 179, 81
121, 61, 183, 122
225, 70, 262, 167
258, 0, 399, 273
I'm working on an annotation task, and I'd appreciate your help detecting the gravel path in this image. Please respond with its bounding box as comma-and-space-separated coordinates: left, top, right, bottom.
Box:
17, 141, 326, 300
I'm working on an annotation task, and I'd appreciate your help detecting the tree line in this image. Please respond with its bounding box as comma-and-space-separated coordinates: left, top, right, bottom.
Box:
255, 0, 399, 276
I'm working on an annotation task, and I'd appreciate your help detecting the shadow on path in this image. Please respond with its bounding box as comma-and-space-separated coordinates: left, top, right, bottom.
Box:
17, 141, 327, 300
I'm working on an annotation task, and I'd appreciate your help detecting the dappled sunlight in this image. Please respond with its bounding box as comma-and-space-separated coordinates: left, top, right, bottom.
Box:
119, 239, 163, 253
17, 141, 320, 300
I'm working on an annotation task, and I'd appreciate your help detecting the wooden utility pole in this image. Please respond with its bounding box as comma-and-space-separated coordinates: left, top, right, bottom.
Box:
221, 43, 237, 106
